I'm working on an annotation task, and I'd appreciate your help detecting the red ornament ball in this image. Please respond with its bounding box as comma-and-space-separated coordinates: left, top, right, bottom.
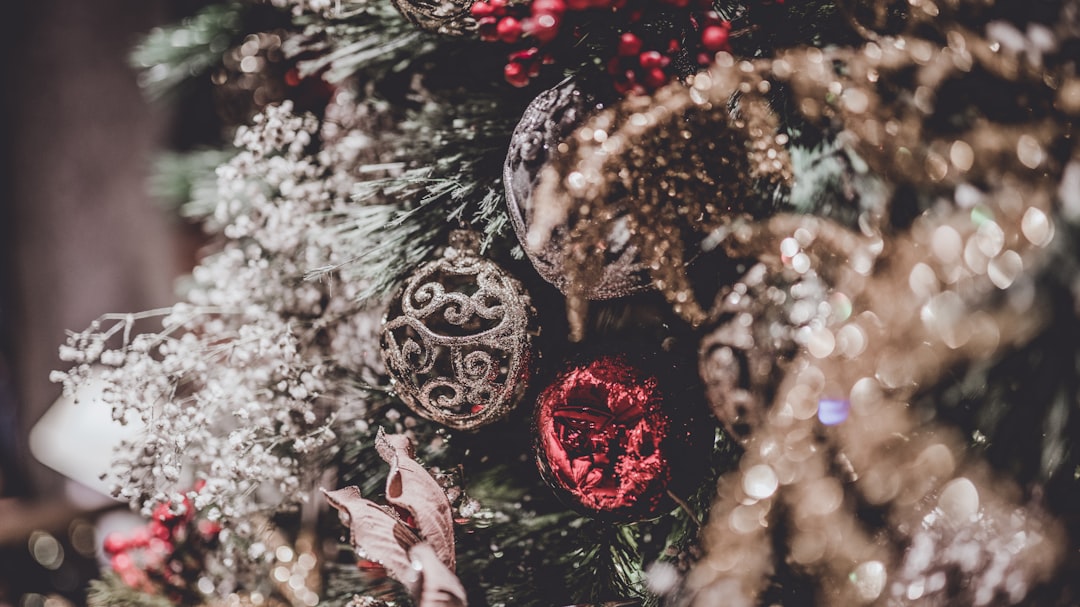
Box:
535, 355, 679, 520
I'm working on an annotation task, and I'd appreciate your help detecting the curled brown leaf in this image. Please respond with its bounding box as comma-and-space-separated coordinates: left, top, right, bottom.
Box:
408, 543, 467, 607
322, 486, 421, 593
375, 428, 456, 571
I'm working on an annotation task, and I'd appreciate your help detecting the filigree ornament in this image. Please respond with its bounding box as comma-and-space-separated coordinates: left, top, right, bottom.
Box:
505, 81, 652, 300
380, 230, 533, 430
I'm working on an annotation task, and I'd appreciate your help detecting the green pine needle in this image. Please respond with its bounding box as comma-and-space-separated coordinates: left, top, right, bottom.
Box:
130, 3, 244, 99
87, 573, 177, 607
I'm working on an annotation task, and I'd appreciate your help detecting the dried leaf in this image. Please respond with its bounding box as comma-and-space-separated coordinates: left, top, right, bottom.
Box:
375, 429, 456, 570
322, 486, 422, 594
407, 543, 467, 607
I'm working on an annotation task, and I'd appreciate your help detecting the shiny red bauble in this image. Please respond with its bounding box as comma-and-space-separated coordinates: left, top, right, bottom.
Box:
534, 354, 693, 521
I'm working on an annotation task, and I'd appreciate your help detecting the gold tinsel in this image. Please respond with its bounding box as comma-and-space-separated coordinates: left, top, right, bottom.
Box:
529, 63, 793, 340
679, 7, 1078, 604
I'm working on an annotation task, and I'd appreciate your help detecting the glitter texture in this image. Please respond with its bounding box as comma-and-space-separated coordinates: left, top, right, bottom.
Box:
381, 230, 534, 430
530, 68, 793, 339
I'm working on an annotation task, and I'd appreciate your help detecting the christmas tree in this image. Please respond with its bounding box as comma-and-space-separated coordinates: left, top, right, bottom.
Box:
50, 0, 1080, 604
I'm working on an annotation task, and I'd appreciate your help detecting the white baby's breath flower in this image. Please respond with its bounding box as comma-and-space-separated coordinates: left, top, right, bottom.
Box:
51, 100, 389, 589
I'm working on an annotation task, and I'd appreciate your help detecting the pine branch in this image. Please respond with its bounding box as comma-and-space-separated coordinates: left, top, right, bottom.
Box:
562, 522, 647, 605
149, 148, 235, 216
321, 560, 412, 607
87, 573, 176, 607
130, 3, 245, 99
286, 0, 435, 84
307, 92, 519, 301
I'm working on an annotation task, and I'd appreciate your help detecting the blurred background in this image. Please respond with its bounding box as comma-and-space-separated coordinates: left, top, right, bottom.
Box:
1, 1, 210, 604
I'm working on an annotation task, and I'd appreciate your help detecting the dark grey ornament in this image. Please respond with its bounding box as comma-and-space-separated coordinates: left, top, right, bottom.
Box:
380, 231, 533, 430
504, 82, 651, 300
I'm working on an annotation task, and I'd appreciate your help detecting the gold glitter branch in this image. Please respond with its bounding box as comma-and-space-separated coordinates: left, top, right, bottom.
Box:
529, 60, 793, 340
685, 21, 1077, 606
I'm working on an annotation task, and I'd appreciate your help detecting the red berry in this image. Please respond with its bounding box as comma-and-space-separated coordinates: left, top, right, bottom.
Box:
471, 1, 494, 17
110, 552, 134, 573
643, 67, 668, 88
129, 527, 151, 548
527, 14, 561, 42
489, 0, 507, 12
510, 47, 540, 62
667, 38, 681, 53
149, 520, 172, 541
504, 62, 530, 87
103, 532, 128, 554
532, 0, 566, 15
618, 33, 643, 56
613, 68, 636, 94
567, 0, 590, 10
152, 502, 175, 524
497, 17, 523, 43
701, 25, 730, 52
198, 520, 223, 539
639, 50, 665, 69
148, 537, 173, 560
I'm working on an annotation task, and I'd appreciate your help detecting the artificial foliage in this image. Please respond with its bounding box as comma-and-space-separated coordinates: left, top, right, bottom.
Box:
52, 0, 1080, 605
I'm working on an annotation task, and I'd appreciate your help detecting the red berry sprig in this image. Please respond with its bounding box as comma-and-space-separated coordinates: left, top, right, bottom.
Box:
471, 0, 732, 92
102, 483, 222, 596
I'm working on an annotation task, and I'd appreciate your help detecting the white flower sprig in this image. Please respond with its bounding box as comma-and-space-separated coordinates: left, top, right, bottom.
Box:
53, 100, 387, 589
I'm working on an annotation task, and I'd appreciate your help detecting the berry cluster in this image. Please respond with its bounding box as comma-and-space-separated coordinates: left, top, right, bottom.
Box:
103, 484, 221, 597
471, 0, 731, 93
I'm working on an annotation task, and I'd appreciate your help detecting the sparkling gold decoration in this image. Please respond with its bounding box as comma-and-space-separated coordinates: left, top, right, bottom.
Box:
380, 230, 533, 430
389, 0, 474, 35
685, 14, 1076, 604
698, 259, 817, 442
530, 65, 792, 339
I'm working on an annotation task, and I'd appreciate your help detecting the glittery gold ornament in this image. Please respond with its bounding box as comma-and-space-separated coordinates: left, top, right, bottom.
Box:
505, 82, 651, 300
380, 231, 533, 430
530, 67, 792, 339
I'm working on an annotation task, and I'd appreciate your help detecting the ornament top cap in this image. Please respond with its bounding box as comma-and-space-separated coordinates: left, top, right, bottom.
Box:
446, 230, 481, 258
